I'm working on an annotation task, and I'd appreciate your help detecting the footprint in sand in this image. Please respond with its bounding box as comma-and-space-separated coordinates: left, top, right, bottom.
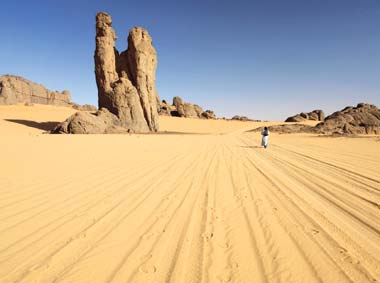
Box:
139, 263, 157, 274
216, 269, 232, 282
228, 262, 239, 269
311, 229, 319, 235
217, 241, 230, 249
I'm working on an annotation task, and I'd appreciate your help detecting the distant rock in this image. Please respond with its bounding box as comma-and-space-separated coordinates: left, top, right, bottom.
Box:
159, 97, 216, 119
231, 115, 259, 122
71, 103, 97, 111
251, 103, 380, 135
201, 110, 216, 119
172, 96, 203, 118
0, 75, 71, 106
231, 115, 249, 121
250, 124, 315, 134
95, 12, 159, 132
159, 99, 176, 116
52, 108, 128, 134
315, 103, 380, 134
285, 110, 325, 122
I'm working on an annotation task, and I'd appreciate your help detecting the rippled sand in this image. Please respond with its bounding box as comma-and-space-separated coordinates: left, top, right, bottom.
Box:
0, 105, 379, 282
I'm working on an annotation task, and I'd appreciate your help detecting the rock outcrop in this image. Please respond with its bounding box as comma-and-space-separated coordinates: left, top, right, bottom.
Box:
0, 75, 71, 106
159, 99, 175, 116
54, 12, 160, 134
251, 103, 380, 135
172, 96, 203, 118
201, 110, 216, 119
250, 124, 315, 134
52, 108, 128, 134
231, 115, 251, 121
94, 12, 159, 132
285, 110, 325, 122
159, 96, 216, 119
315, 103, 380, 134
71, 103, 98, 111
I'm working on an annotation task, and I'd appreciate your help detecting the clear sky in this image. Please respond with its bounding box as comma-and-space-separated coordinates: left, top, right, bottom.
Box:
1, 0, 379, 120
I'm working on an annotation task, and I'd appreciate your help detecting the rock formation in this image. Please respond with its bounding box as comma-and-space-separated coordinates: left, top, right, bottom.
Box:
94, 12, 159, 132
172, 96, 204, 118
251, 103, 380, 135
231, 115, 251, 121
0, 75, 71, 106
250, 124, 315, 134
285, 110, 325, 122
52, 108, 127, 134
201, 110, 216, 119
159, 99, 175, 116
159, 96, 216, 119
53, 12, 160, 134
71, 103, 98, 111
315, 103, 380, 134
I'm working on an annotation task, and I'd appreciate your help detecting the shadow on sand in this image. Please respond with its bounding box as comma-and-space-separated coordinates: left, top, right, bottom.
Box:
5, 119, 59, 131
239, 145, 262, 149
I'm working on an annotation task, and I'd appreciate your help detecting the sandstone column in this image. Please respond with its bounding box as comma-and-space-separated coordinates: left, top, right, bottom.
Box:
94, 12, 159, 132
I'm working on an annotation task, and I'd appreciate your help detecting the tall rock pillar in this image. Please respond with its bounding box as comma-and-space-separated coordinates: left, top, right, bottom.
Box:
94, 12, 159, 132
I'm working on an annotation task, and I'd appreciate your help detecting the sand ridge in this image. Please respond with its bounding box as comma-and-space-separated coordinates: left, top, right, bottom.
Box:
0, 105, 379, 282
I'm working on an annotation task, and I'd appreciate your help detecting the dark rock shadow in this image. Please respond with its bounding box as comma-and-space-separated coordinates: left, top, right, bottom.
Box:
5, 119, 60, 131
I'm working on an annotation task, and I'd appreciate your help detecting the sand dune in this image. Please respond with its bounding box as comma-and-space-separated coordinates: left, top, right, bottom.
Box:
0, 105, 379, 282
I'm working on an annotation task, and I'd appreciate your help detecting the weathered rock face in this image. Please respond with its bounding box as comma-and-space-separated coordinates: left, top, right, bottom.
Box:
315, 103, 380, 134
251, 103, 380, 135
0, 75, 71, 106
285, 110, 325, 122
201, 110, 216, 119
94, 12, 159, 132
159, 96, 216, 119
159, 99, 176, 116
52, 108, 128, 134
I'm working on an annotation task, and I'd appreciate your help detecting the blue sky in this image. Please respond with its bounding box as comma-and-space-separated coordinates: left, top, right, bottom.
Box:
1, 0, 379, 120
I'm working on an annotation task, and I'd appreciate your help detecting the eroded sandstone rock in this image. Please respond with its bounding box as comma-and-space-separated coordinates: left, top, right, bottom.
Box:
315, 103, 380, 134
201, 110, 216, 119
0, 75, 71, 106
94, 12, 159, 132
159, 99, 177, 116
285, 110, 325, 122
52, 108, 128, 134
250, 124, 315, 134
71, 103, 98, 111
231, 115, 255, 121
159, 96, 216, 119
251, 103, 380, 135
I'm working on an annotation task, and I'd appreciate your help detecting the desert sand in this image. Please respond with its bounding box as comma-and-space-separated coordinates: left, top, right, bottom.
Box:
0, 105, 379, 283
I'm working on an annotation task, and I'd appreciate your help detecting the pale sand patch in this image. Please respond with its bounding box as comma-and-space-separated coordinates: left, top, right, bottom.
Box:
0, 105, 379, 282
